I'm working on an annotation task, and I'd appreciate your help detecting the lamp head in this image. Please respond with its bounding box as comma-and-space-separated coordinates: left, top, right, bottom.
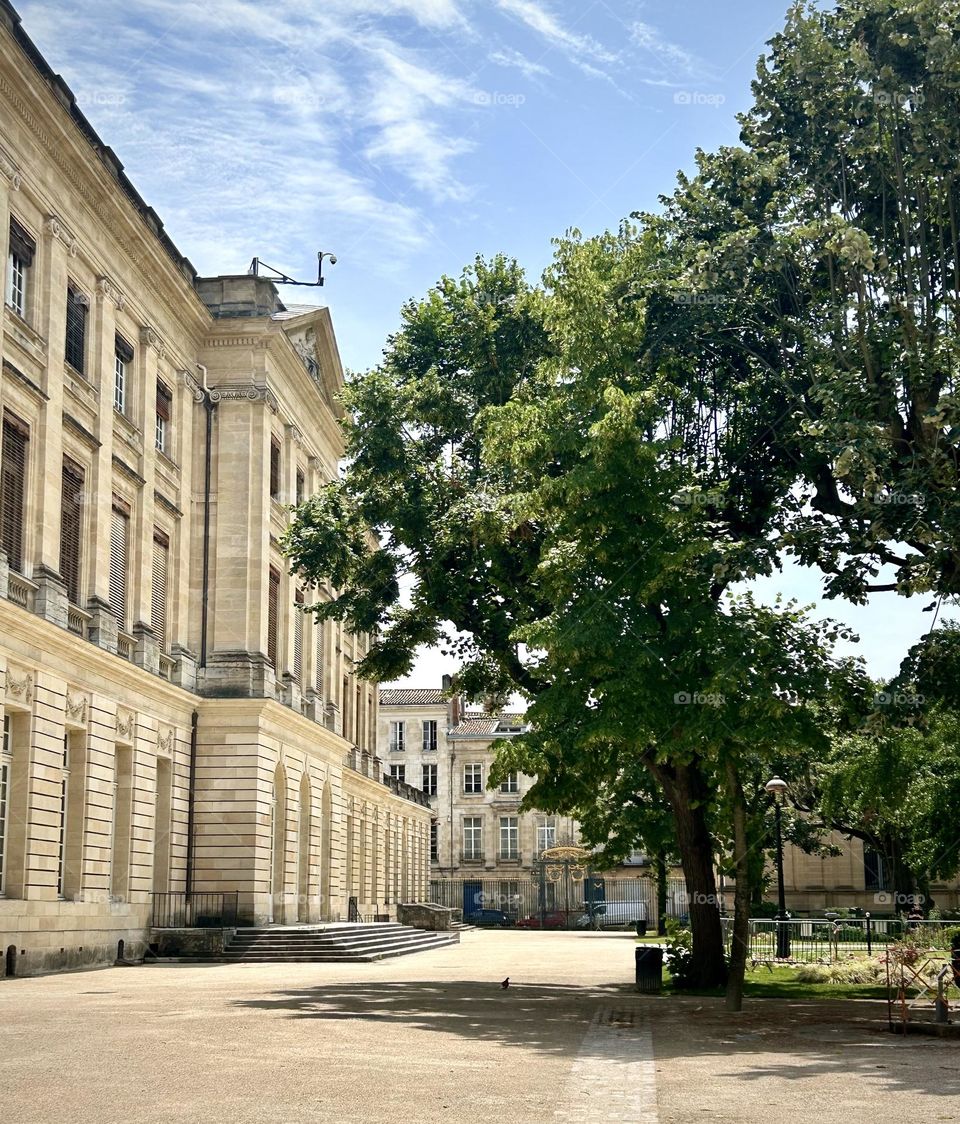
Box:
765, 776, 788, 799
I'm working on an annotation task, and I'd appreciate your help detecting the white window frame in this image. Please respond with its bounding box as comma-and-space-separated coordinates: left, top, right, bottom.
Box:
422, 762, 438, 796
389, 763, 405, 784
389, 720, 405, 753
422, 719, 438, 752
114, 351, 126, 415
499, 816, 519, 860
462, 816, 483, 860
537, 817, 557, 856
499, 772, 519, 794
463, 762, 483, 794
6, 250, 26, 318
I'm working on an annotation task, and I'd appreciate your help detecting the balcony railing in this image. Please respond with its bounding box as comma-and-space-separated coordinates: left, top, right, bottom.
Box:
158, 653, 176, 680
7, 571, 37, 611
117, 631, 135, 661
67, 604, 91, 637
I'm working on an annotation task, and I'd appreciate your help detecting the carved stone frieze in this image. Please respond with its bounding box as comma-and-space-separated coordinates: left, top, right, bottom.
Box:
64, 691, 88, 726
116, 708, 135, 741
4, 669, 33, 703
96, 275, 126, 310
0, 144, 22, 190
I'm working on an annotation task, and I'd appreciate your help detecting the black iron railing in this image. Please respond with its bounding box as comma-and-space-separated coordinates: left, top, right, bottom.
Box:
151, 892, 239, 929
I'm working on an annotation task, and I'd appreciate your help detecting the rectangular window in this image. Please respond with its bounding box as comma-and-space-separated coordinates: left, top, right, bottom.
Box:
293, 588, 304, 686
295, 468, 305, 506
108, 503, 129, 630
422, 762, 438, 796
537, 817, 557, 856
462, 816, 483, 860
151, 531, 169, 650
422, 719, 438, 752
0, 715, 10, 893
389, 721, 405, 753
65, 286, 87, 373
390, 763, 405, 783
267, 568, 280, 667
269, 438, 281, 500
1, 413, 28, 574
430, 821, 438, 862
56, 736, 68, 896
463, 762, 483, 794
114, 336, 133, 414
59, 458, 84, 605
500, 772, 519, 794
156, 381, 172, 453
6, 218, 34, 318
499, 816, 519, 860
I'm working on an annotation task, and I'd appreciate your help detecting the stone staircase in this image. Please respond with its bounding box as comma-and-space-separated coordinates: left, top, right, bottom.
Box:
209, 922, 460, 964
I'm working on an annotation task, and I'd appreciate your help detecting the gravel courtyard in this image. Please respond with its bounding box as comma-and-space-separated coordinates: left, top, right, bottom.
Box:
1, 929, 957, 1123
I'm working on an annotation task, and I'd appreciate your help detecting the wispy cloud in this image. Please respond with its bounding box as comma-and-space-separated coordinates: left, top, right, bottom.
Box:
489, 46, 552, 81
495, 0, 617, 68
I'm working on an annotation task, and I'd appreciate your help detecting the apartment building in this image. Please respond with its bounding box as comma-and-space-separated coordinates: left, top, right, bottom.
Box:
377, 686, 580, 885
0, 1, 429, 975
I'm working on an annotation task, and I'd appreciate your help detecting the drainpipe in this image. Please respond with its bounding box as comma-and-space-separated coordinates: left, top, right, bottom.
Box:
185, 709, 199, 898
196, 363, 213, 668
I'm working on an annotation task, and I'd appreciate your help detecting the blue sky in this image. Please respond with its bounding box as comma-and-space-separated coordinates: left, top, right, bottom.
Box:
17, 0, 944, 685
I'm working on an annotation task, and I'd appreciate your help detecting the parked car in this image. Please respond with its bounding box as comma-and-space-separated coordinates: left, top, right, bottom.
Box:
465, 908, 514, 927
515, 911, 567, 930
574, 902, 648, 931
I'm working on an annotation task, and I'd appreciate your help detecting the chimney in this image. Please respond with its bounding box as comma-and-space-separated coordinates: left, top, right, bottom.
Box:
442, 673, 461, 728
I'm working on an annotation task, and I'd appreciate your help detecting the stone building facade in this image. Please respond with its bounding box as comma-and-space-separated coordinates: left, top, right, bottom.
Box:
377, 688, 580, 884
0, 2, 430, 976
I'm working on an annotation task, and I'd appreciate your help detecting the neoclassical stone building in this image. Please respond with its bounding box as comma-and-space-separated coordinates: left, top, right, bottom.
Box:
378, 686, 580, 887
0, 2, 429, 975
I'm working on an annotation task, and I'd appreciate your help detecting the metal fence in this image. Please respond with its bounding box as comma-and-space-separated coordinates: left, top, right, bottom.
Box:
728, 917, 960, 964
151, 892, 239, 929
429, 875, 688, 930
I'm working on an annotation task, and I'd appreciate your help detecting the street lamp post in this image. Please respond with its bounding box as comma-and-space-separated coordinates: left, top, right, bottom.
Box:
765, 776, 791, 959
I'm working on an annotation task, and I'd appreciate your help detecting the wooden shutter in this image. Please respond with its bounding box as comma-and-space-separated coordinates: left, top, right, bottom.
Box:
267, 568, 280, 666
156, 382, 172, 420
108, 506, 128, 629
269, 439, 281, 499
151, 533, 169, 650
315, 619, 323, 693
293, 589, 304, 685
59, 458, 84, 604
65, 288, 87, 373
114, 334, 134, 364
0, 413, 28, 573
8, 218, 35, 265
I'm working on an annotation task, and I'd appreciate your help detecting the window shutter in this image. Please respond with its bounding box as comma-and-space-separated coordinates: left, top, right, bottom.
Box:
315, 619, 323, 693
108, 506, 128, 629
269, 439, 281, 499
156, 382, 172, 420
114, 334, 135, 364
65, 287, 87, 373
151, 534, 168, 650
0, 413, 28, 573
267, 568, 280, 666
8, 218, 35, 266
59, 458, 84, 604
293, 589, 304, 685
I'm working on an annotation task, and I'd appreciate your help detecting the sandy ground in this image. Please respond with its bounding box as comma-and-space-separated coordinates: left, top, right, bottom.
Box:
1, 929, 958, 1123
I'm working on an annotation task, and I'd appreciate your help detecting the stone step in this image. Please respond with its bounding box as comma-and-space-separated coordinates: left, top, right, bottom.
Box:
205, 921, 460, 965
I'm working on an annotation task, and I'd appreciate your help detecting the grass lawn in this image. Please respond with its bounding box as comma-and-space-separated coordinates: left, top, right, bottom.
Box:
661, 964, 890, 1000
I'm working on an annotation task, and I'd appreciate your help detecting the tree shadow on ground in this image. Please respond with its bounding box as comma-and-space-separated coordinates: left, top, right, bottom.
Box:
232, 981, 959, 1099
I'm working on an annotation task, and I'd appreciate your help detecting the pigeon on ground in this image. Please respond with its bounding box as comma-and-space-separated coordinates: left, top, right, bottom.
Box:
501, 977, 510, 989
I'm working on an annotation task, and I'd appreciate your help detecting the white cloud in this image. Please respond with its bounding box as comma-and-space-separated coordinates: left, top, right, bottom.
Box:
489, 46, 551, 80
630, 20, 710, 83
495, 0, 618, 70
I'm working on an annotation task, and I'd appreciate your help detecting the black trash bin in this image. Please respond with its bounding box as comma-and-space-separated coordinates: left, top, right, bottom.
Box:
635, 918, 648, 936
635, 945, 663, 994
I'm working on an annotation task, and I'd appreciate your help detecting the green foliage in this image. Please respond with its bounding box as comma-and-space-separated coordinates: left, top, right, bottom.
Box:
663, 928, 698, 990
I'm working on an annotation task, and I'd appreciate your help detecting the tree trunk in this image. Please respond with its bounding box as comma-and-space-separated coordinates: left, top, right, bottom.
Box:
655, 849, 668, 936
654, 759, 728, 989
724, 758, 751, 1013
